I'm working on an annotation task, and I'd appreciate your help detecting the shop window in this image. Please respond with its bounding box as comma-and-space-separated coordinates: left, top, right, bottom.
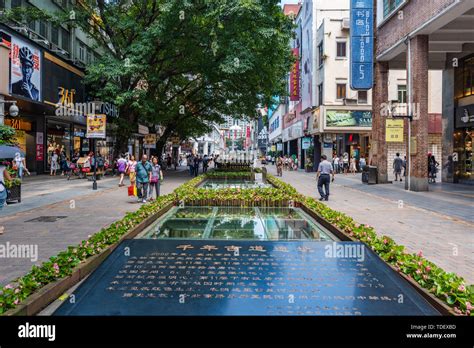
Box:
358, 91, 368, 104
336, 83, 346, 100
463, 57, 473, 97
397, 85, 407, 104
47, 121, 71, 169
11, 0, 21, 8
0, 0, 5, 9
336, 41, 347, 58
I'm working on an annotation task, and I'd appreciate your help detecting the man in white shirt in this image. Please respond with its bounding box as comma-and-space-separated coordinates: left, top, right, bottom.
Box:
316, 155, 335, 201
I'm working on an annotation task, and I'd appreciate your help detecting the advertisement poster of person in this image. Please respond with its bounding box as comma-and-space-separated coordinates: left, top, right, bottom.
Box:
10, 34, 41, 101
86, 114, 107, 139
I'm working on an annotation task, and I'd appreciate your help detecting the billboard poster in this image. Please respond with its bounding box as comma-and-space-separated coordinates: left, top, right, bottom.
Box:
289, 48, 300, 101
9, 34, 42, 101
386, 119, 404, 142
86, 114, 106, 139
326, 110, 372, 128
144, 134, 157, 149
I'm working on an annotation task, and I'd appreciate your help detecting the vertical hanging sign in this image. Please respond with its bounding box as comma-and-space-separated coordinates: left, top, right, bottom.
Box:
290, 48, 300, 101
350, 0, 374, 90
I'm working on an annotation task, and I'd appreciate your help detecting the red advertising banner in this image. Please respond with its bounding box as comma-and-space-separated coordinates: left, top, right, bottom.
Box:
290, 48, 299, 101
245, 125, 251, 148
36, 144, 44, 161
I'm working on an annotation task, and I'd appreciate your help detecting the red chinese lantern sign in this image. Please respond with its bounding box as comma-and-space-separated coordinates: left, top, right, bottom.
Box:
290, 48, 300, 101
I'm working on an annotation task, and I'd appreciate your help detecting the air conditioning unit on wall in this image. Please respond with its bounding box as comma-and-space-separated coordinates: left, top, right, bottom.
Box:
342, 18, 350, 30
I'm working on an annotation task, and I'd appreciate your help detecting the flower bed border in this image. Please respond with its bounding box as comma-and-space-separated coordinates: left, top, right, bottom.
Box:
300, 204, 453, 316
2, 201, 174, 316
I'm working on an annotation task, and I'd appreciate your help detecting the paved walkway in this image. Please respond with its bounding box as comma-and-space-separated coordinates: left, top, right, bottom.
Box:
265, 165, 474, 284
0, 167, 191, 286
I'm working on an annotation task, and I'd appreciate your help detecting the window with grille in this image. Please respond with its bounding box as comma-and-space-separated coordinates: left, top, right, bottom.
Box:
318, 83, 323, 106
51, 26, 59, 45
383, 0, 406, 19
397, 85, 407, 103
39, 21, 48, 39
61, 28, 70, 52
358, 91, 368, 104
336, 84, 346, 100
336, 41, 347, 58
318, 43, 324, 67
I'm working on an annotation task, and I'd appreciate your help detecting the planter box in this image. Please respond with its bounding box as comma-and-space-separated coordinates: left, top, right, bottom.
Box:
6, 184, 21, 203
3, 201, 174, 316
300, 202, 454, 316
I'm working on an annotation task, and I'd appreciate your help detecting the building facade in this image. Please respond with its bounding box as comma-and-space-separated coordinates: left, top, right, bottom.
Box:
0, 0, 116, 173
373, 0, 474, 189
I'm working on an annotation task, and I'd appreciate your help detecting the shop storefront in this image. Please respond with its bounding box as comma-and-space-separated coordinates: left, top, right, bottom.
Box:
322, 108, 372, 160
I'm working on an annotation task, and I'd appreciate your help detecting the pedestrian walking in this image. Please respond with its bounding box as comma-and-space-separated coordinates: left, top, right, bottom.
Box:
0, 162, 12, 211
316, 155, 335, 201
193, 155, 200, 177
13, 152, 29, 179
135, 154, 152, 203
202, 155, 209, 173
148, 156, 163, 200
428, 153, 439, 184
188, 154, 195, 176
127, 155, 137, 186
117, 155, 127, 186
393, 152, 403, 182
332, 155, 339, 174
359, 156, 366, 172
50, 151, 59, 176
349, 156, 357, 175
276, 156, 283, 177
342, 153, 349, 175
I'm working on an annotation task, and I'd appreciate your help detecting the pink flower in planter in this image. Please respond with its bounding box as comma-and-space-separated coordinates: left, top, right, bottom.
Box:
14, 288, 20, 294
53, 263, 60, 273
14, 299, 20, 305
458, 284, 466, 292
4, 284, 13, 290
418, 261, 422, 266
466, 302, 472, 310
453, 307, 462, 315
422, 274, 428, 280
417, 251, 423, 257
416, 269, 422, 275
383, 239, 388, 244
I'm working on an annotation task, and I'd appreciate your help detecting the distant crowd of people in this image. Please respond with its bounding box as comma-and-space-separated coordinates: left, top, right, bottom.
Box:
186, 154, 218, 177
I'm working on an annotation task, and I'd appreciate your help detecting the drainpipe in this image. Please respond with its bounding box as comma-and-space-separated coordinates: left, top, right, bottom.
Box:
405, 35, 412, 191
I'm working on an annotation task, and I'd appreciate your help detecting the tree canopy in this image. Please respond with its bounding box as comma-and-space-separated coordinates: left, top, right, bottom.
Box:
3, 0, 294, 155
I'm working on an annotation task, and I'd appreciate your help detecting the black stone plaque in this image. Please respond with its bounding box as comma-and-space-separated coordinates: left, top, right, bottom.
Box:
54, 240, 439, 315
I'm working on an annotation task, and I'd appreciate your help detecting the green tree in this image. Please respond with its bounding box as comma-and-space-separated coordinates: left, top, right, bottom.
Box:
2, 0, 294, 156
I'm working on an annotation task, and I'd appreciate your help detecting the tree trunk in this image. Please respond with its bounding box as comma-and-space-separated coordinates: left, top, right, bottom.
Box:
112, 105, 136, 159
